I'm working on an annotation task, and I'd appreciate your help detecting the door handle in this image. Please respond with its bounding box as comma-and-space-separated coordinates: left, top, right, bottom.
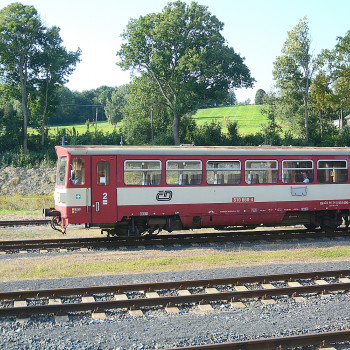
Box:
95, 201, 100, 212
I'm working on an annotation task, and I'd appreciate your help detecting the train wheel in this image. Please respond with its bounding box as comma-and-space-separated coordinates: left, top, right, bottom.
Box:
127, 217, 147, 236
319, 213, 338, 233
320, 224, 336, 233
304, 224, 317, 231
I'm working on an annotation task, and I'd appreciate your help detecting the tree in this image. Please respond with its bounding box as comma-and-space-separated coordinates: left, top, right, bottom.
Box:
261, 93, 282, 145
310, 71, 332, 138
255, 89, 266, 105
320, 30, 350, 124
273, 17, 316, 143
321, 30, 350, 81
33, 26, 81, 145
227, 89, 237, 105
0, 99, 22, 149
121, 75, 172, 144
49, 86, 75, 125
104, 85, 130, 124
0, 3, 80, 151
50, 87, 110, 126
117, 1, 254, 145
0, 2, 44, 153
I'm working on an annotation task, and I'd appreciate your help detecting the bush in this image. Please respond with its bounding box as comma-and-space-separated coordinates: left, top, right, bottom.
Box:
241, 133, 265, 146
193, 121, 224, 146
0, 148, 56, 168
152, 133, 174, 145
226, 121, 242, 145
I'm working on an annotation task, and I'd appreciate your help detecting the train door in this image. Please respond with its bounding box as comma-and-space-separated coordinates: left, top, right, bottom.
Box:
91, 156, 117, 224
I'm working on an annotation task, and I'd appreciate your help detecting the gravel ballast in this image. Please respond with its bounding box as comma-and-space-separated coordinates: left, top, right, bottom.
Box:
1, 261, 350, 350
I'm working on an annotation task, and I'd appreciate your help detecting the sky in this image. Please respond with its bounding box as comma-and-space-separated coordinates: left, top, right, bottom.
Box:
1, 0, 349, 102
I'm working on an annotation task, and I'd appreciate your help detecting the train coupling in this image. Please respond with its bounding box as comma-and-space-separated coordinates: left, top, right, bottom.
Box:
58, 226, 66, 234
43, 208, 66, 234
43, 208, 61, 218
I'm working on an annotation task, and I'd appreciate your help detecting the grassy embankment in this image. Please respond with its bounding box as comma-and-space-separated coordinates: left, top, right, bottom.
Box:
193, 105, 267, 135
1, 247, 350, 281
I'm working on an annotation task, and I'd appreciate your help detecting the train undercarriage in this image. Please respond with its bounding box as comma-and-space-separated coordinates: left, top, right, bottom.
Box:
98, 209, 350, 237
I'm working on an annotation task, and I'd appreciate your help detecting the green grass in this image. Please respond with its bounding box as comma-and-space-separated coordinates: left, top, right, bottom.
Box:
52, 121, 119, 133
28, 121, 121, 136
2, 247, 350, 281
28, 105, 266, 137
193, 105, 267, 135
0, 193, 54, 212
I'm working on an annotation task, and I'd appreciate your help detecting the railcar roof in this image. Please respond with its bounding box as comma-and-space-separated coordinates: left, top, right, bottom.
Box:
56, 145, 350, 156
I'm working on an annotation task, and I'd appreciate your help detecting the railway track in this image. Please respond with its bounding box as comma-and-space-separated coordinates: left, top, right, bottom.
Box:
2, 269, 350, 348
165, 330, 350, 349
0, 219, 51, 227
1, 269, 349, 320
1, 226, 350, 253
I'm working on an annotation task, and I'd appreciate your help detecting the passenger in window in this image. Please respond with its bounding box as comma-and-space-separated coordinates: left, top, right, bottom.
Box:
301, 171, 310, 183
72, 158, 85, 185
72, 171, 82, 185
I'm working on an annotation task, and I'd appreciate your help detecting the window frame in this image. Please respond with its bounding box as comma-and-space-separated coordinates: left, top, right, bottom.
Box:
206, 160, 241, 185
124, 160, 162, 186
317, 159, 348, 183
166, 159, 202, 185
245, 159, 279, 184
281, 159, 314, 184
317, 159, 348, 169
97, 161, 110, 186
56, 156, 67, 186
71, 157, 85, 185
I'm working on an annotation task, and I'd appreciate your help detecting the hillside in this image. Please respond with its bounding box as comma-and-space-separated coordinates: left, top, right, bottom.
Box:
37, 104, 267, 137
193, 105, 267, 135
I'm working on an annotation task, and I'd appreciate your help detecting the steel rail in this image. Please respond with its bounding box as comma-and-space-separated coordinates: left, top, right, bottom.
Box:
164, 330, 350, 349
1, 229, 350, 252
0, 220, 51, 227
0, 268, 349, 300
1, 270, 350, 317
1, 281, 350, 317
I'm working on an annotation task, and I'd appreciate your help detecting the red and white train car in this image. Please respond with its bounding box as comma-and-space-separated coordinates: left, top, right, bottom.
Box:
45, 145, 350, 235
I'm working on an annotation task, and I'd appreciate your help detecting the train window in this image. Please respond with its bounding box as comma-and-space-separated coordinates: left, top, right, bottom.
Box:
97, 161, 110, 186
124, 160, 162, 186
245, 160, 278, 184
317, 160, 348, 183
166, 160, 202, 185
282, 160, 313, 183
71, 158, 85, 185
206, 161, 241, 185
56, 157, 67, 186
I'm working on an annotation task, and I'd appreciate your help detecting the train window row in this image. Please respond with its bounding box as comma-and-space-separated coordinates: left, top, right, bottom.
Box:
123, 159, 349, 186
60, 157, 349, 186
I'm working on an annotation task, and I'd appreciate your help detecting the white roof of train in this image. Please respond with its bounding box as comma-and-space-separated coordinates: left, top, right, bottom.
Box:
56, 145, 350, 156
